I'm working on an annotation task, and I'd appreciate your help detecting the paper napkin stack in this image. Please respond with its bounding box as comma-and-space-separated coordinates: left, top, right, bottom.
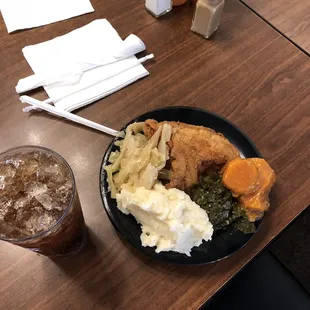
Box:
16, 19, 151, 111
1, 0, 95, 33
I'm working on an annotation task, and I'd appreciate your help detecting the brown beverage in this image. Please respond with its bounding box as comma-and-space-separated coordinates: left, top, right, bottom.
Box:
0, 146, 86, 257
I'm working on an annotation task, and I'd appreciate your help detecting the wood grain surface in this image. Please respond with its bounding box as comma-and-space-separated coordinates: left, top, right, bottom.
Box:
0, 0, 309, 309
242, 0, 310, 54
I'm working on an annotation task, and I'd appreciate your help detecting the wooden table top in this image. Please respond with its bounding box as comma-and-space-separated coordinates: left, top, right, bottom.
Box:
241, 0, 310, 55
0, 0, 309, 309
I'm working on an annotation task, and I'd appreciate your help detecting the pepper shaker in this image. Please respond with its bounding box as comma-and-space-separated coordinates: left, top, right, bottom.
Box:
191, 0, 225, 39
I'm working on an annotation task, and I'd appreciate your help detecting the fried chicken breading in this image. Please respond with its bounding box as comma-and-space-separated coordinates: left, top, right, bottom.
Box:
143, 119, 240, 191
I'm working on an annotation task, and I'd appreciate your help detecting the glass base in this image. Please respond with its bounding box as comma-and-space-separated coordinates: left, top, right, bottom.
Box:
28, 226, 88, 258
191, 27, 218, 39
145, 6, 172, 18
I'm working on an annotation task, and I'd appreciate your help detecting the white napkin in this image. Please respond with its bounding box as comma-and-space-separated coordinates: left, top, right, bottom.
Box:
16, 34, 146, 93
20, 19, 150, 112
1, 0, 94, 33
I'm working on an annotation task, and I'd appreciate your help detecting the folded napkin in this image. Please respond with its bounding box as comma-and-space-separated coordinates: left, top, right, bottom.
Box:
19, 19, 150, 112
1, 0, 94, 33
16, 34, 146, 93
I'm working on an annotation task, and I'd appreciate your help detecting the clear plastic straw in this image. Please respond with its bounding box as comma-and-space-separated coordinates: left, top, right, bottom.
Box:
20, 95, 120, 137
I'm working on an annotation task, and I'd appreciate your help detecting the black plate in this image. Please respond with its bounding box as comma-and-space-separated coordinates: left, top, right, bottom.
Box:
99, 106, 262, 265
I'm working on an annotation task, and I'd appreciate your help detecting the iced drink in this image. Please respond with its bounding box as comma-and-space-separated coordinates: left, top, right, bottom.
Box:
0, 146, 86, 257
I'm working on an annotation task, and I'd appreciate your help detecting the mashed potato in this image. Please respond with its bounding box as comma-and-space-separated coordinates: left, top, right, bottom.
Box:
116, 183, 213, 256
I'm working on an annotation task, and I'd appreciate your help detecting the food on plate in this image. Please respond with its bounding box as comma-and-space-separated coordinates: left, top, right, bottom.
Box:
143, 120, 240, 191
191, 172, 256, 234
222, 158, 276, 222
105, 118, 275, 256
116, 183, 213, 256
105, 122, 172, 198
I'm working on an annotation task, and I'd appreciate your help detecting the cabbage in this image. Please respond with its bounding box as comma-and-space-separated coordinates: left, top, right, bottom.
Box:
105, 122, 172, 198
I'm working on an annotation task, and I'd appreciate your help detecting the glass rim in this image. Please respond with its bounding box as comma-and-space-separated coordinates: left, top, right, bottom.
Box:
0, 145, 76, 243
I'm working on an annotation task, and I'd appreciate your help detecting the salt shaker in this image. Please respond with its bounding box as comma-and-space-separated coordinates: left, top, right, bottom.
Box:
145, 0, 172, 18
191, 0, 225, 39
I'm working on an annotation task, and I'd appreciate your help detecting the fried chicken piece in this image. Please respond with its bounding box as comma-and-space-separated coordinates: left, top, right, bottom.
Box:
143, 119, 240, 191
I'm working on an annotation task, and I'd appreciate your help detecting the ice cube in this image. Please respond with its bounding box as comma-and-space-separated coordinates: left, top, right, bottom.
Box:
15, 199, 36, 225
7, 179, 25, 197
0, 219, 29, 239
14, 195, 31, 210
0, 163, 16, 190
37, 163, 67, 185
4, 157, 23, 169
15, 197, 52, 234
25, 182, 48, 198
0, 196, 13, 219
0, 162, 24, 197
22, 158, 39, 177
34, 212, 58, 233
38, 152, 55, 167
55, 179, 73, 205
35, 192, 55, 211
